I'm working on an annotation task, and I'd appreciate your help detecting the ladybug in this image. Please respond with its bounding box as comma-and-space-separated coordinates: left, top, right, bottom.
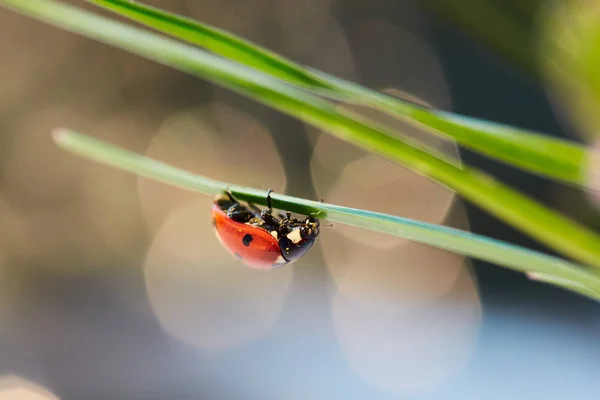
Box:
211, 190, 320, 269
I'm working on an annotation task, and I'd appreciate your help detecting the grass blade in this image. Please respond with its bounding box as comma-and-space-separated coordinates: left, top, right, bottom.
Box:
527, 272, 600, 302
52, 128, 600, 301
4, 0, 600, 268
87, 0, 588, 185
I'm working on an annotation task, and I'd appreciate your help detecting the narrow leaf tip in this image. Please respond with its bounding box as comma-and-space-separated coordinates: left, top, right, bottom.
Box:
51, 127, 69, 143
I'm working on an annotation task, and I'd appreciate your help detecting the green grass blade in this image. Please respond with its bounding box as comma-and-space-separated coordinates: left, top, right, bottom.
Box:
527, 272, 600, 302
52, 128, 600, 301
86, 0, 588, 185
4, 0, 600, 268
85, 0, 345, 98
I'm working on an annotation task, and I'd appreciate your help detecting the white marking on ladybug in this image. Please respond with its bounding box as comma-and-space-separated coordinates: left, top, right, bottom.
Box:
286, 229, 302, 244
270, 230, 278, 239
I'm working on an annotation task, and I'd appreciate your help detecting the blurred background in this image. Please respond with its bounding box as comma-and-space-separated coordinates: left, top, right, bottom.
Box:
1, 0, 600, 399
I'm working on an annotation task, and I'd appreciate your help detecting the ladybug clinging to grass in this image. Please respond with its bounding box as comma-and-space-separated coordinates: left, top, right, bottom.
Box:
211, 190, 320, 269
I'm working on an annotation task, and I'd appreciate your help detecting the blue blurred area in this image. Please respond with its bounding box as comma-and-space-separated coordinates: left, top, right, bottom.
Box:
1, 269, 599, 399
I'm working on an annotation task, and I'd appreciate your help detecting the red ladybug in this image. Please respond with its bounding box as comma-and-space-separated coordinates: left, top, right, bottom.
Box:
211, 191, 320, 269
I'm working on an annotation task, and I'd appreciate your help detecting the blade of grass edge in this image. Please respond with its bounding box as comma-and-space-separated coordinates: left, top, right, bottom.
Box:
4, 0, 600, 268
527, 272, 600, 302
52, 128, 600, 301
86, 0, 588, 185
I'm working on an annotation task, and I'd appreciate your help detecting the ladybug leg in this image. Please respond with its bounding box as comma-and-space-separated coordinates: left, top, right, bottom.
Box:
265, 189, 290, 221
246, 202, 264, 218
260, 209, 281, 227
266, 189, 274, 211
225, 189, 237, 203
215, 189, 238, 209
224, 188, 262, 219
228, 210, 255, 223
227, 203, 255, 223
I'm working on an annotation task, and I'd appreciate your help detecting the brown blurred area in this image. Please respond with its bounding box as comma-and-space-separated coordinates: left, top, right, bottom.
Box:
0, 1, 482, 398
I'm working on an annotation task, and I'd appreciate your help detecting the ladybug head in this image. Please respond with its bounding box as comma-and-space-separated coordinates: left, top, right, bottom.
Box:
299, 216, 320, 240
278, 216, 320, 262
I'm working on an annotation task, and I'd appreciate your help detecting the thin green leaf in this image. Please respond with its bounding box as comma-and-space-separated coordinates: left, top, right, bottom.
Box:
53, 128, 600, 301
87, 0, 588, 185
527, 272, 600, 302
540, 1, 600, 142
4, 0, 600, 268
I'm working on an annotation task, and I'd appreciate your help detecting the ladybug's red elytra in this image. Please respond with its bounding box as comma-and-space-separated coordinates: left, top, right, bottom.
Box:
211, 191, 320, 269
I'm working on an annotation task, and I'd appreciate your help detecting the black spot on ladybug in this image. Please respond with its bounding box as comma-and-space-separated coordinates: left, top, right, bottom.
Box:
242, 234, 253, 247
234, 253, 243, 259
